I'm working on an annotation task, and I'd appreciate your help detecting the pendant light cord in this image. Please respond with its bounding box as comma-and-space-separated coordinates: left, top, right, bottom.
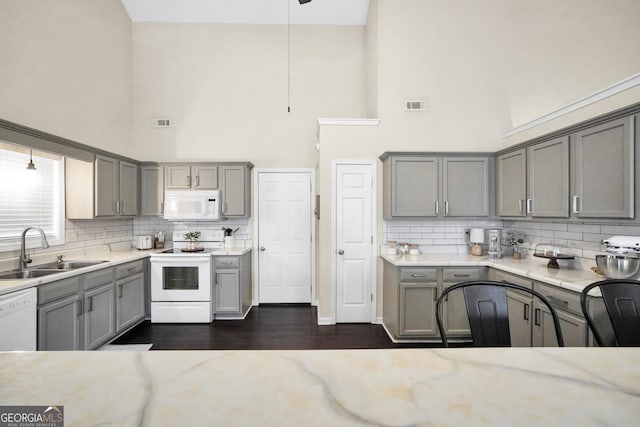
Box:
287, 0, 291, 113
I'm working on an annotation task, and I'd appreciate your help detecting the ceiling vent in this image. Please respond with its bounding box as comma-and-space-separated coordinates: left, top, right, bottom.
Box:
405, 100, 427, 112
151, 118, 172, 128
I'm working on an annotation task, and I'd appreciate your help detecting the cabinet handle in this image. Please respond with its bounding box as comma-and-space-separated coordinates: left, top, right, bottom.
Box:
433, 289, 438, 301
524, 303, 530, 321
118, 284, 123, 298
435, 201, 439, 215
444, 201, 449, 215
526, 198, 533, 214
534, 308, 541, 326
160, 202, 164, 214
411, 274, 426, 278
196, 175, 200, 187
518, 199, 524, 214
188, 176, 192, 187
121, 200, 126, 214
76, 300, 83, 317
127, 267, 136, 273
547, 295, 568, 308
572, 196, 581, 213
114, 201, 120, 214
87, 296, 93, 312
454, 274, 470, 278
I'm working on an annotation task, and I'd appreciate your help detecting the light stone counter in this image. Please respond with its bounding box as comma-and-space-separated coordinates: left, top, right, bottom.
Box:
381, 253, 603, 293
0, 247, 158, 297
1, 348, 639, 426
212, 246, 253, 256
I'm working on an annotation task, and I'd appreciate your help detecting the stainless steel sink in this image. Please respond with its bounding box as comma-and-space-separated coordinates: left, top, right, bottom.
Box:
0, 269, 63, 280
0, 260, 108, 280
34, 260, 107, 270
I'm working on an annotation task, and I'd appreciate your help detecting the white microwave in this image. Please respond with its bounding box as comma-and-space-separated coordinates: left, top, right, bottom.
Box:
163, 190, 222, 221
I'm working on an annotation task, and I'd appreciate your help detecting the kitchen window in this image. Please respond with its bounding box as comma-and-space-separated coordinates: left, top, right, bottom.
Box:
0, 143, 65, 251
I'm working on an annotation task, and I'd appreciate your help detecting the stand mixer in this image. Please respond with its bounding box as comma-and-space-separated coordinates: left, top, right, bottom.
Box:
597, 236, 640, 279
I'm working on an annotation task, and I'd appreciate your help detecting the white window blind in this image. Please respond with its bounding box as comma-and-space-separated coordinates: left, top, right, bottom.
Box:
0, 146, 65, 250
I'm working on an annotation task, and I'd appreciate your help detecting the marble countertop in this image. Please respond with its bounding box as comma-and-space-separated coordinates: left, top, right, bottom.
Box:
381, 253, 603, 293
1, 348, 639, 426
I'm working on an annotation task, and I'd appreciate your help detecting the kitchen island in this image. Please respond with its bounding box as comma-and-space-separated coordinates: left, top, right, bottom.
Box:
1, 348, 639, 426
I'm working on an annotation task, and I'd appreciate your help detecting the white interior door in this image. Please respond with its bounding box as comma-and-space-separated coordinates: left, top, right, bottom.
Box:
258, 172, 312, 303
336, 163, 373, 323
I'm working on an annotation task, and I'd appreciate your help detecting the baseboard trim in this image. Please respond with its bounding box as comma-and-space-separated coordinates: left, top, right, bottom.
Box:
317, 316, 334, 326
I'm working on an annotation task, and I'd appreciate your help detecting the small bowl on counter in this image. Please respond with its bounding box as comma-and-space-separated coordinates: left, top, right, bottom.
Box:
595, 254, 640, 279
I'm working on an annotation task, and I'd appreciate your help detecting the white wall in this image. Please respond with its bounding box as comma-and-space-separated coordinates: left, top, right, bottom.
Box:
0, 0, 132, 156
131, 23, 367, 167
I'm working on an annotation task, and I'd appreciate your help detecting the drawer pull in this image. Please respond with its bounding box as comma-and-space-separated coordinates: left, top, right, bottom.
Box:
524, 303, 530, 321
454, 274, 470, 278
411, 274, 426, 278
127, 267, 136, 273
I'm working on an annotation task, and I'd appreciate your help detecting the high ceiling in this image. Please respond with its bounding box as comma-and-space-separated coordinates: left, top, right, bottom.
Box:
120, 0, 370, 25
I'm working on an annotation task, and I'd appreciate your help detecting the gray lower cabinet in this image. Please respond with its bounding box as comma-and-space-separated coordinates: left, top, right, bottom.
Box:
115, 261, 146, 332
37, 261, 147, 351
83, 269, 117, 350
382, 262, 486, 341
533, 282, 588, 347
38, 276, 83, 351
489, 269, 534, 347
213, 252, 252, 319
140, 165, 164, 216
572, 116, 634, 219
488, 269, 588, 347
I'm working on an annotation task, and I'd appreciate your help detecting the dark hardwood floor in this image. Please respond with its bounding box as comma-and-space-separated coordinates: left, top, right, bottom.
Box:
113, 304, 440, 350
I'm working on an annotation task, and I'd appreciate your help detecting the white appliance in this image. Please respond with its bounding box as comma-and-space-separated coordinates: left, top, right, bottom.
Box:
0, 287, 37, 351
135, 235, 153, 249
150, 230, 224, 323
163, 190, 222, 221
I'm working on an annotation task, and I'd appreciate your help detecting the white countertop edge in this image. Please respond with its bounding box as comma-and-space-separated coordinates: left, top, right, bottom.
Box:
212, 247, 253, 256
380, 253, 603, 293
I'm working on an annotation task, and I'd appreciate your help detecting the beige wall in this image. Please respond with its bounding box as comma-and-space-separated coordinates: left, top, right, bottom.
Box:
373, 0, 640, 152
0, 0, 132, 155
131, 23, 367, 166
365, 0, 379, 118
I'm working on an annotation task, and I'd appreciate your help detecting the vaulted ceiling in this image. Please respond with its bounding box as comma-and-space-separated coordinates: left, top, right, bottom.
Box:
120, 0, 370, 25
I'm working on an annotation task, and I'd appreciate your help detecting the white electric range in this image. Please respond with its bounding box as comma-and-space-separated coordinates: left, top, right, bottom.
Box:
150, 230, 224, 323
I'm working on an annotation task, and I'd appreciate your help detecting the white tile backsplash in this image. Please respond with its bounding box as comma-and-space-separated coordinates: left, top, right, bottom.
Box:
384, 218, 640, 262
132, 217, 252, 243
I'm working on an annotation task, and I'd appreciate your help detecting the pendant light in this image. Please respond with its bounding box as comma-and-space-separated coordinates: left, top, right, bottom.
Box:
26, 150, 36, 170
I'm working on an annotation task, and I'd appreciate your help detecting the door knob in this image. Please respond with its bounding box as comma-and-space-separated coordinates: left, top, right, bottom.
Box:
259, 246, 266, 251
337, 249, 344, 255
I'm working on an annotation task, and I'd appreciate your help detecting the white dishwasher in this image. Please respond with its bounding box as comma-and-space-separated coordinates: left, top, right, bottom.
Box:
0, 287, 37, 351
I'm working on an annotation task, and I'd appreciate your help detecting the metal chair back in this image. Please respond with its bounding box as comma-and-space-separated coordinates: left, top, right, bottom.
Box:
580, 279, 640, 347
436, 280, 565, 347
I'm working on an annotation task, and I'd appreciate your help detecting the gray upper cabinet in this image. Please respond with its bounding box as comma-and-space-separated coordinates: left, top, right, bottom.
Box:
119, 161, 138, 216
496, 149, 527, 217
386, 156, 439, 218
572, 116, 634, 219
140, 165, 164, 216
527, 137, 569, 218
220, 164, 252, 217
66, 155, 138, 219
95, 155, 118, 217
382, 154, 490, 219
442, 157, 489, 217
165, 165, 218, 190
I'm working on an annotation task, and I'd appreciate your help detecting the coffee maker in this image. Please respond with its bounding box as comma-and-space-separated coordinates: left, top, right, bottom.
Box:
488, 229, 502, 259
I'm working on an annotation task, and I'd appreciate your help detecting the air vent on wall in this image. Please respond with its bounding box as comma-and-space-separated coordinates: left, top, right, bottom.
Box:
151, 118, 172, 128
404, 100, 427, 111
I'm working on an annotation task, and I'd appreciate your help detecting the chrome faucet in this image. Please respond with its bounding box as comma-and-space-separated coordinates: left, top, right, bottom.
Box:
20, 226, 50, 269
